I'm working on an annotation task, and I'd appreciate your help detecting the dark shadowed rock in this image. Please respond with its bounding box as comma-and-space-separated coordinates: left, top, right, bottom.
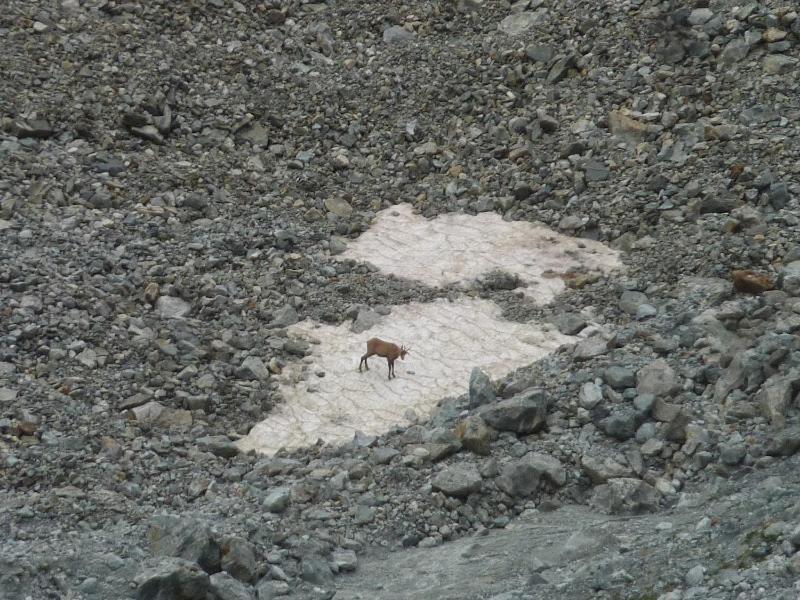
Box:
468, 368, 496, 408
553, 312, 586, 335
478, 389, 549, 434
598, 406, 642, 441
221, 537, 257, 583
196, 435, 240, 458
135, 558, 210, 600
146, 515, 221, 574
603, 366, 636, 390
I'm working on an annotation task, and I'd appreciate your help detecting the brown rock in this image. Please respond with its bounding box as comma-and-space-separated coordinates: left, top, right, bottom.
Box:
732, 270, 774, 295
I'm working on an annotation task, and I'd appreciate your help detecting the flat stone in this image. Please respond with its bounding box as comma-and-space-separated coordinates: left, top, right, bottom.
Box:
210, 572, 255, 600
608, 111, 655, 144
0, 387, 18, 404
197, 435, 240, 458
383, 25, 414, 44
155, 296, 192, 319
431, 465, 482, 497
581, 455, 634, 484
763, 55, 798, 75
636, 359, 680, 397
498, 11, 548, 36
590, 478, 661, 515
619, 290, 649, 315
324, 196, 353, 217
573, 336, 608, 360
263, 487, 291, 513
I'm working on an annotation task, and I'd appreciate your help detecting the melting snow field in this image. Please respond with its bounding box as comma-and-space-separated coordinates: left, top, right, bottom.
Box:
340, 203, 619, 303
237, 204, 622, 455
236, 298, 575, 455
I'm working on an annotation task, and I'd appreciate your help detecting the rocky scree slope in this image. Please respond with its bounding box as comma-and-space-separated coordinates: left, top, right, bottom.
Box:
1, 0, 800, 599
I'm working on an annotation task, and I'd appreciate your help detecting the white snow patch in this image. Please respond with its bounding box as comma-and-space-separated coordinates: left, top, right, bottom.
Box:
339, 203, 620, 303
238, 205, 623, 455
237, 297, 574, 455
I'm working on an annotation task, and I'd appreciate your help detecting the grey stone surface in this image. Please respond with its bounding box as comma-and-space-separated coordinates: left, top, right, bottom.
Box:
477, 389, 549, 434
431, 465, 482, 497
468, 368, 496, 408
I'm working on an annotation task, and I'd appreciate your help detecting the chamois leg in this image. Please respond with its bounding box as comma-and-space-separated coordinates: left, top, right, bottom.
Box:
387, 358, 394, 380
359, 352, 372, 372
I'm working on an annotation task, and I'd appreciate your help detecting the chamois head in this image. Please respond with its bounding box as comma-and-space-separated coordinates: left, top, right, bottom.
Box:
400, 345, 409, 360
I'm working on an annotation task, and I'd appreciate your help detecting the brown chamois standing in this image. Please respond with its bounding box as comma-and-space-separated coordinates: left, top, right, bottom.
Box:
359, 338, 409, 380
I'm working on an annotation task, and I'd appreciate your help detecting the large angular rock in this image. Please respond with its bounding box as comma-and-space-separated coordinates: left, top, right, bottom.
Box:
590, 478, 661, 514
135, 558, 210, 600
146, 515, 221, 574
431, 465, 482, 497
239, 357, 270, 381
603, 366, 636, 390
477, 389, 549, 434
757, 371, 800, 428
581, 455, 634, 484
468, 368, 496, 408
524, 452, 567, 487
598, 406, 642, 441
221, 537, 257, 583
636, 359, 680, 397
271, 304, 298, 328
350, 307, 381, 334
496, 452, 566, 497
577, 382, 603, 411
301, 557, 334, 585
210, 572, 256, 600
573, 335, 609, 360
496, 460, 540, 498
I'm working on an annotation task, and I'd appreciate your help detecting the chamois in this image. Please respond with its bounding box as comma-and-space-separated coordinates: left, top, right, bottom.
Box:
359, 338, 409, 380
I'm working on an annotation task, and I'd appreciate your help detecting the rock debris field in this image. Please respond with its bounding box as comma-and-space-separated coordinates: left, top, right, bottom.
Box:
2, 0, 800, 599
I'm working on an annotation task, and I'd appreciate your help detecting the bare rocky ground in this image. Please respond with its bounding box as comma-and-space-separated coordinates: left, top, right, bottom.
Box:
1, 0, 800, 599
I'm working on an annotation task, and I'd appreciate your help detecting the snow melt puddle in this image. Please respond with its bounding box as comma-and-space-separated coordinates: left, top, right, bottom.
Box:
237, 204, 622, 455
